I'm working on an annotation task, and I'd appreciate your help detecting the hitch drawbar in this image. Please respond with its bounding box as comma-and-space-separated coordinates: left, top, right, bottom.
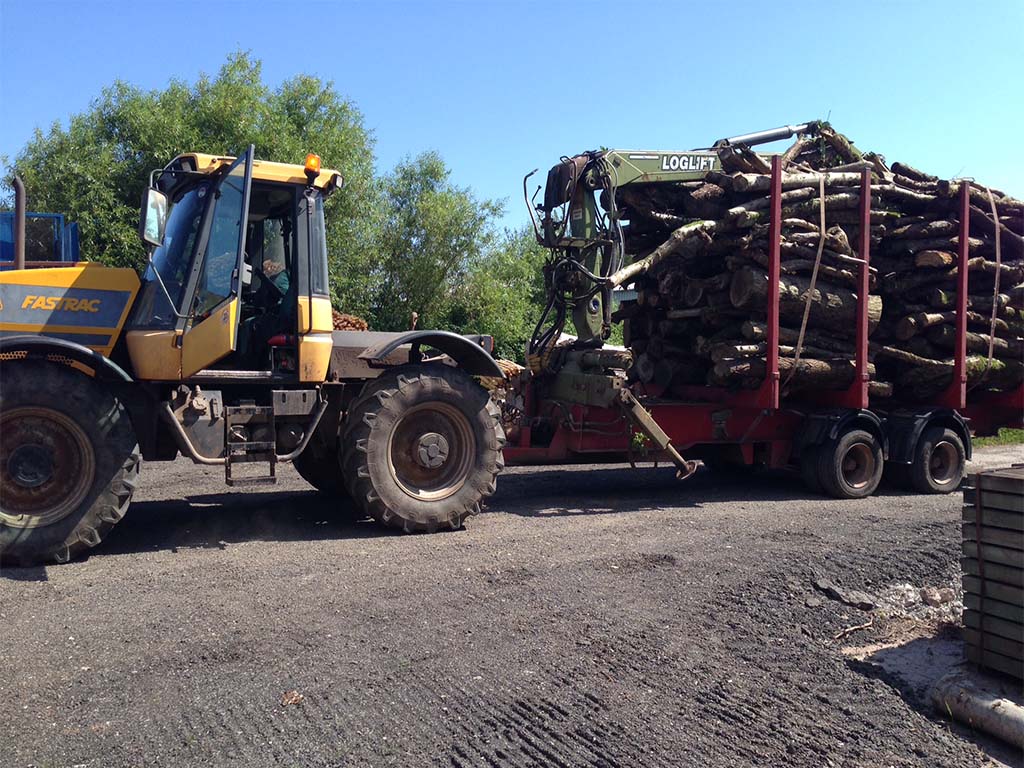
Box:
618, 389, 697, 480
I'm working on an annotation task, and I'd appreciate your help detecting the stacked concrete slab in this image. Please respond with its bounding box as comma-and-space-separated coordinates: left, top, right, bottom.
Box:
962, 466, 1024, 679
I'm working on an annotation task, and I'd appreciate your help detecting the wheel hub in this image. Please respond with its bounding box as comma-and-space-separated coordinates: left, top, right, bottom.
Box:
7, 443, 55, 488
388, 402, 475, 502
841, 443, 875, 489
930, 441, 958, 485
415, 432, 450, 469
0, 406, 95, 528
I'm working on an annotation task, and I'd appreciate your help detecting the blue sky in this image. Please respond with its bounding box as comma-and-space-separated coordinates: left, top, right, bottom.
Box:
1, 0, 1021, 228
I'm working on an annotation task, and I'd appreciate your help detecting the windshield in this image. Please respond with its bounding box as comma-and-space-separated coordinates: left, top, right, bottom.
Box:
129, 182, 210, 328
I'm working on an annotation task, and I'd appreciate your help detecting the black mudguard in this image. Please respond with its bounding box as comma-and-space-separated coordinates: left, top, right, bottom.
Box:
356, 330, 502, 378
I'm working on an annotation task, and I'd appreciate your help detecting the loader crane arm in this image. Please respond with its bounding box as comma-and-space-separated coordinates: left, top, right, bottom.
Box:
526, 123, 817, 357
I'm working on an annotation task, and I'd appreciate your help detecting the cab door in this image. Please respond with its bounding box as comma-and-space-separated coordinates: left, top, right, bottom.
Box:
181, 146, 254, 377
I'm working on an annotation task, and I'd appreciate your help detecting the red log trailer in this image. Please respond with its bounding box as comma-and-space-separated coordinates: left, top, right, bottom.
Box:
500, 132, 1021, 498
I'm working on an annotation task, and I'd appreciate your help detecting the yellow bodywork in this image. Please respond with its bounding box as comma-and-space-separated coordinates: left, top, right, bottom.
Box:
124, 329, 182, 380
174, 153, 343, 191
0, 264, 140, 357
181, 298, 240, 378
297, 296, 333, 382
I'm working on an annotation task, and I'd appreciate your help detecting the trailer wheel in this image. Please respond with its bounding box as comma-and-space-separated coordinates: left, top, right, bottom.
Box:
341, 364, 505, 533
910, 426, 965, 494
0, 360, 140, 565
818, 429, 882, 499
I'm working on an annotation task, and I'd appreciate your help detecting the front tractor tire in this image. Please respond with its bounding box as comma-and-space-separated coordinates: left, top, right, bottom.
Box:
341, 364, 505, 533
0, 360, 140, 566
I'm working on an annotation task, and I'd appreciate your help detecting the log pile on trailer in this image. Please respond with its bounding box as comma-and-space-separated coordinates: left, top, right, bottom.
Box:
612, 123, 1024, 404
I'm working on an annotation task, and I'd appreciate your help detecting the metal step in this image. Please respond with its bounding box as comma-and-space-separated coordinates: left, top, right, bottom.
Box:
224, 473, 278, 488
224, 403, 277, 486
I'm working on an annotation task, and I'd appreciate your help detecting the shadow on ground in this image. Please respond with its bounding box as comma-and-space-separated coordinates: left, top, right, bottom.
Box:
101, 490, 387, 556
0, 464, 938, 581
486, 463, 923, 519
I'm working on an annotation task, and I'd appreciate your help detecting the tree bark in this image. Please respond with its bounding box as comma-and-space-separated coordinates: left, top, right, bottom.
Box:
895, 310, 1017, 340
741, 320, 855, 353
926, 325, 1024, 358
928, 289, 1009, 312
609, 220, 717, 288
888, 219, 958, 239
897, 356, 1024, 397
730, 267, 882, 333
709, 356, 874, 390
914, 250, 956, 268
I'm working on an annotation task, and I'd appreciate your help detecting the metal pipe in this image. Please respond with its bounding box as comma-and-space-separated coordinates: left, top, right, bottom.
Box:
852, 166, 872, 409
276, 398, 328, 462
13, 175, 26, 270
762, 154, 783, 410
160, 397, 329, 466
721, 123, 811, 148
942, 181, 971, 409
160, 403, 226, 465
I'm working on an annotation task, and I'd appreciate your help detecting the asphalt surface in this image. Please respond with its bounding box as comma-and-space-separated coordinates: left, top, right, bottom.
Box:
2, 446, 1022, 768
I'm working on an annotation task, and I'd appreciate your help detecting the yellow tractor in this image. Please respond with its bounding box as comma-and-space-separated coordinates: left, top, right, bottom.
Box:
0, 147, 505, 564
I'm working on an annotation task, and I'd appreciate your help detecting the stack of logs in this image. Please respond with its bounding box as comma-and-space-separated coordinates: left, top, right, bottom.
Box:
613, 123, 1024, 401
332, 310, 369, 331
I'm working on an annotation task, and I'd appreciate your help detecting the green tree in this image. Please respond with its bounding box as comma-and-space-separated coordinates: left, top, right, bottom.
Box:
7, 51, 379, 317
370, 152, 502, 331
444, 227, 549, 361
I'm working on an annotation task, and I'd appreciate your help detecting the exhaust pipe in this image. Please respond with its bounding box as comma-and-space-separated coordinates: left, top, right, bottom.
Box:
13, 174, 26, 270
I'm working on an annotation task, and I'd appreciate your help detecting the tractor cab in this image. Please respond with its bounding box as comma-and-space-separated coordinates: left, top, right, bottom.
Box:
127, 148, 343, 381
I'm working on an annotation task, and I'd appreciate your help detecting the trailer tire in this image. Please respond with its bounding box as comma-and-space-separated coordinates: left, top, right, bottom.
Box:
341, 364, 505, 533
0, 360, 140, 566
818, 429, 883, 499
910, 426, 965, 494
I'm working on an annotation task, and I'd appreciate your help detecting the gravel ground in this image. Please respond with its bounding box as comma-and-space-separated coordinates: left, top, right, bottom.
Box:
2, 446, 1022, 768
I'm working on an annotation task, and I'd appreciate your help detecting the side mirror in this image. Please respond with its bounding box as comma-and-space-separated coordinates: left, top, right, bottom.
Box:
139, 187, 169, 247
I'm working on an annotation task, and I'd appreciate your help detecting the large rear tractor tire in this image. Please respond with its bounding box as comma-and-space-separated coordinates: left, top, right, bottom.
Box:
910, 426, 965, 494
0, 361, 140, 565
800, 450, 824, 494
341, 364, 505, 533
293, 419, 349, 498
817, 429, 883, 500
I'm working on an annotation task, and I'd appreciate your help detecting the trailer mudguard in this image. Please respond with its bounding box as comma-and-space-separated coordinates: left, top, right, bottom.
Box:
796, 409, 888, 458
884, 409, 972, 464
357, 330, 503, 378
0, 334, 132, 382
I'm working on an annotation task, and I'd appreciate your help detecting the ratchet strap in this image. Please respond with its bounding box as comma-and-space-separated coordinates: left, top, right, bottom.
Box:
784, 174, 827, 390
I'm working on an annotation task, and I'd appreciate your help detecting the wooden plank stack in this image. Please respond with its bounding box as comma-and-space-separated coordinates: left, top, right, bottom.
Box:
613, 122, 1024, 402
962, 467, 1024, 679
